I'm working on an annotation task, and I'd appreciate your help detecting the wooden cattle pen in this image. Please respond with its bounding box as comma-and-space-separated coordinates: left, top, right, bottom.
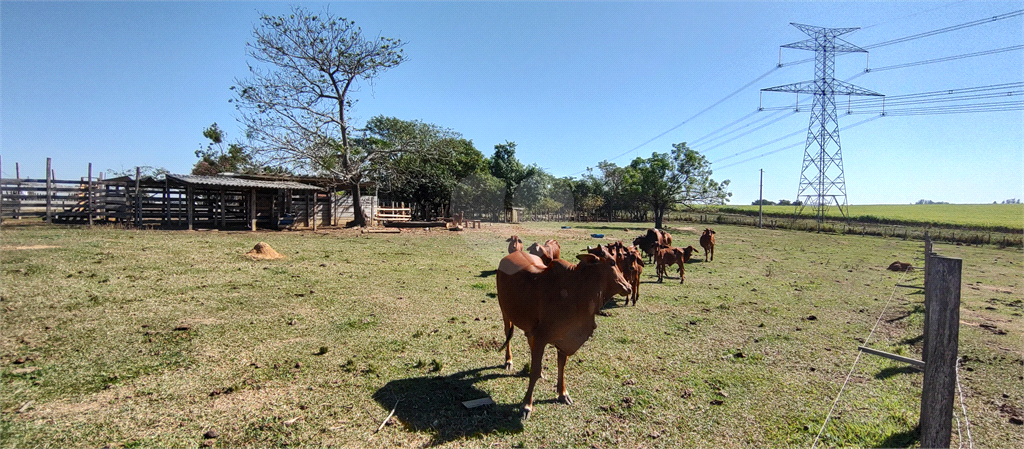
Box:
0, 161, 377, 231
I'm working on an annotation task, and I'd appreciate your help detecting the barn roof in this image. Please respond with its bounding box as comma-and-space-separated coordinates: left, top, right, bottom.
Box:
167, 174, 323, 191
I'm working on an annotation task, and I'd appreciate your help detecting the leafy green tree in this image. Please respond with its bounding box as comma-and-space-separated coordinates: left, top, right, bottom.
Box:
452, 171, 505, 220
488, 141, 537, 218
232, 6, 407, 227
568, 174, 607, 221
625, 142, 731, 229
192, 123, 254, 175
366, 116, 485, 219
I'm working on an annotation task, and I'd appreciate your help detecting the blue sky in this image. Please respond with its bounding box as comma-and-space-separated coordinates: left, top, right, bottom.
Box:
3, 1, 1022, 205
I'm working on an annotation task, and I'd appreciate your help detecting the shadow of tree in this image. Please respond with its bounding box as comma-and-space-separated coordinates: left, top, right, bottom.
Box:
372, 365, 523, 446
876, 424, 919, 448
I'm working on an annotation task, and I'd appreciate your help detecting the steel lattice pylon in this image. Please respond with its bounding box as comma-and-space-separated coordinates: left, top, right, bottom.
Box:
762, 23, 883, 223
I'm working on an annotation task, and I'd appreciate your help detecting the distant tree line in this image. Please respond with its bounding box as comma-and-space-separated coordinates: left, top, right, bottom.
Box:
189, 6, 731, 226
751, 199, 802, 206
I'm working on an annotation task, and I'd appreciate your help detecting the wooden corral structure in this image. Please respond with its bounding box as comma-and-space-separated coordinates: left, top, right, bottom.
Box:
0, 168, 376, 231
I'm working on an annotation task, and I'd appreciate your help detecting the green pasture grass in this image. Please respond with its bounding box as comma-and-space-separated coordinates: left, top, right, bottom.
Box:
722, 203, 1024, 231
1, 221, 1021, 448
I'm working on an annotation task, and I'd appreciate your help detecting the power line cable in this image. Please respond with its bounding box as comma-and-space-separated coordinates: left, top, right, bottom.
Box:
865, 9, 1023, 50
716, 115, 883, 171
566, 66, 782, 177
780, 9, 1024, 67
693, 108, 792, 147
690, 110, 760, 146
713, 128, 805, 164
695, 111, 798, 154
865, 45, 1024, 72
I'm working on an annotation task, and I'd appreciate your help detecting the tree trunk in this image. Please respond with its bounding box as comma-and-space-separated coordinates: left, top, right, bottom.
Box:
348, 183, 367, 227
654, 207, 664, 230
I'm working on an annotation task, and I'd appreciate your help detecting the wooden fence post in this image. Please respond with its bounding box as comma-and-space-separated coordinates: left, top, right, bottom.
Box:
45, 158, 53, 223
920, 254, 961, 449
134, 167, 142, 227
88, 163, 94, 226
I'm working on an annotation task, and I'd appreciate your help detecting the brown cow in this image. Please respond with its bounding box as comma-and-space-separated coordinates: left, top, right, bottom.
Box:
632, 228, 673, 263
496, 247, 631, 418
506, 235, 523, 254
589, 242, 644, 306
700, 228, 716, 262
888, 261, 913, 272
655, 245, 699, 283
526, 239, 561, 265
620, 245, 645, 305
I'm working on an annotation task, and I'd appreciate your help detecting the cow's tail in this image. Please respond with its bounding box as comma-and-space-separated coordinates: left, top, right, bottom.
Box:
500, 323, 514, 353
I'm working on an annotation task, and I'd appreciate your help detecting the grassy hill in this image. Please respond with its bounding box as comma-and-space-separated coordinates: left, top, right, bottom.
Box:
720, 203, 1023, 232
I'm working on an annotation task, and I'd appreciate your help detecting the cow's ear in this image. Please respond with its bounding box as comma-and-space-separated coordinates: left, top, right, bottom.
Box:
577, 253, 598, 264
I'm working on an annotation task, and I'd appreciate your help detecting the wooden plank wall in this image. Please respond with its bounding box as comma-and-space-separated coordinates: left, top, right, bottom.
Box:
1, 177, 334, 230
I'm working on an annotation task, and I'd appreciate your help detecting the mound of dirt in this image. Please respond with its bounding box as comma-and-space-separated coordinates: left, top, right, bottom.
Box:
246, 242, 285, 260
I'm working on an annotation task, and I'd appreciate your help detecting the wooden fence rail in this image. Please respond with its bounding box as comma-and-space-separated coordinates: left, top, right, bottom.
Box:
1, 176, 332, 230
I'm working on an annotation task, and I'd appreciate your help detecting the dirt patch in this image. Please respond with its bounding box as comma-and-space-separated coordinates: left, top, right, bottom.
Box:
968, 284, 1016, 295
1, 245, 58, 251
245, 242, 285, 260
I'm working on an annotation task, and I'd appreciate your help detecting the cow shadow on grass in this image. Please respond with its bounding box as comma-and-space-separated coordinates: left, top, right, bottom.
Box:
372, 365, 523, 446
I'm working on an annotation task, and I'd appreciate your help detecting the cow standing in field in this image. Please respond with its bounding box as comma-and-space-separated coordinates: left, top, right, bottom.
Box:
588, 242, 644, 306
655, 245, 699, 283
496, 246, 631, 418
507, 235, 523, 254
700, 229, 715, 262
526, 239, 561, 265
632, 228, 673, 263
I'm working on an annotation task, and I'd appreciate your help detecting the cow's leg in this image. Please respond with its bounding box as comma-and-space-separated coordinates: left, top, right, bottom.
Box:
521, 340, 546, 419
626, 274, 634, 303
502, 319, 515, 371
526, 335, 547, 379
710, 247, 714, 262
679, 264, 685, 284
556, 348, 573, 405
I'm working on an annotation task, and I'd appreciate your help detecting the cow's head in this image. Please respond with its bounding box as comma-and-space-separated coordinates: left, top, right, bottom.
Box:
577, 249, 631, 298
527, 242, 554, 265
626, 246, 645, 267
507, 235, 523, 253
586, 245, 615, 260
681, 245, 699, 261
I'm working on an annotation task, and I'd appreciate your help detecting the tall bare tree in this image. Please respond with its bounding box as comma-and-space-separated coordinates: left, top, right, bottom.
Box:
232, 6, 407, 226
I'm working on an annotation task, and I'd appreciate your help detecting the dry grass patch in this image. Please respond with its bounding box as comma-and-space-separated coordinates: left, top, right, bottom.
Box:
1, 221, 1021, 447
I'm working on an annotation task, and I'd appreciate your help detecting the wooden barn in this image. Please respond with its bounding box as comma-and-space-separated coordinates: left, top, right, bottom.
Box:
165, 174, 327, 230
1, 167, 378, 231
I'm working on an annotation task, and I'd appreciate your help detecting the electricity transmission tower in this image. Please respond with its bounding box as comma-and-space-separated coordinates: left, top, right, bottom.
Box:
762, 23, 883, 223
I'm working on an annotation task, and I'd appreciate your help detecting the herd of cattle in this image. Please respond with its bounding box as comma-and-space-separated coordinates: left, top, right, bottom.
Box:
495, 228, 717, 417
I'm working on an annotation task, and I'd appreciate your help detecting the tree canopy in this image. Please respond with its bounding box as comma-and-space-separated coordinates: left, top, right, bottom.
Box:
624, 143, 731, 229
366, 116, 484, 219
232, 6, 407, 226
191, 123, 255, 175
488, 141, 537, 214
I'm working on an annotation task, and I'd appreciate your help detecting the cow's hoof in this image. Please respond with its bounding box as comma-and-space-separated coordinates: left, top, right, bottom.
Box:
558, 394, 574, 405
504, 361, 513, 371
521, 405, 533, 419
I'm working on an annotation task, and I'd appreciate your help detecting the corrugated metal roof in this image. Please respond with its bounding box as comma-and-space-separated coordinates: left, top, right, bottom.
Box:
167, 174, 323, 191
